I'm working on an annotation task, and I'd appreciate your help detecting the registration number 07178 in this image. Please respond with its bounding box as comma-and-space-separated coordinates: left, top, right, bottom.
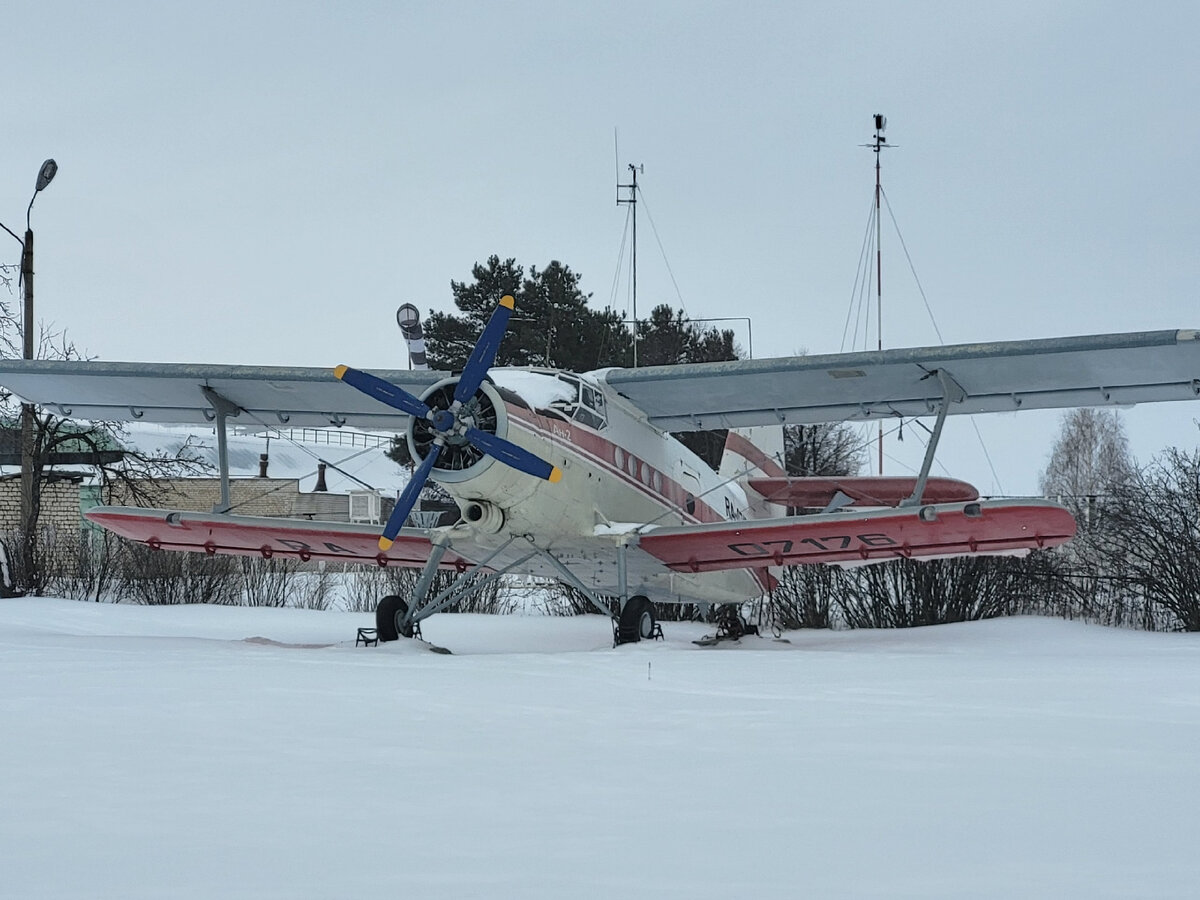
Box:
727, 533, 898, 557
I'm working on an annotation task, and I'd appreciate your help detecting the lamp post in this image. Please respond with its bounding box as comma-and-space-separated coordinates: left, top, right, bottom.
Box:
1, 159, 58, 592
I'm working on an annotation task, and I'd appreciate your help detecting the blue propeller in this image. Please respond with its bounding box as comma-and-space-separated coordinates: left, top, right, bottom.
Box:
464, 426, 562, 483
455, 294, 514, 403
335, 295, 562, 551
333, 365, 430, 420
378, 441, 443, 549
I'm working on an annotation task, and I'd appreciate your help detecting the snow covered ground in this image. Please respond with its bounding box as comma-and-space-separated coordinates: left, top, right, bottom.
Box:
2, 600, 1198, 898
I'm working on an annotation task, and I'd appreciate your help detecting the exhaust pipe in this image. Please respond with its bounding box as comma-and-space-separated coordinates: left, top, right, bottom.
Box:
463, 501, 504, 534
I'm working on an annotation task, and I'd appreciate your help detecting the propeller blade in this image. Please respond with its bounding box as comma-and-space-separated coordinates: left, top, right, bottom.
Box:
379, 443, 444, 550
454, 295, 514, 404
335, 365, 430, 420
465, 426, 562, 483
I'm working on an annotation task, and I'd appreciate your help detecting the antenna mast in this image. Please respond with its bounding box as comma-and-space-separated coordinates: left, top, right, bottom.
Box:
864, 114, 892, 474
617, 162, 643, 367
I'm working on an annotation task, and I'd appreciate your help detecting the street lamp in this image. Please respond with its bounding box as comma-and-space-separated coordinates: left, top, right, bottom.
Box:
1, 158, 58, 592
0, 158, 56, 357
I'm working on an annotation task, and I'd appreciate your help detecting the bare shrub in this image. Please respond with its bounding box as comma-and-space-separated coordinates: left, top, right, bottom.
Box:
237, 557, 294, 608
289, 566, 335, 611
536, 582, 609, 616
341, 565, 420, 612
339, 564, 514, 614
833, 553, 1059, 629
1100, 448, 1200, 631
443, 571, 516, 614
770, 565, 842, 630
120, 545, 240, 606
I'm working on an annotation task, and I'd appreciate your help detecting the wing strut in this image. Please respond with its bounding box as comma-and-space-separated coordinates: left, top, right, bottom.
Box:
401, 535, 534, 631
899, 368, 966, 508
201, 386, 242, 513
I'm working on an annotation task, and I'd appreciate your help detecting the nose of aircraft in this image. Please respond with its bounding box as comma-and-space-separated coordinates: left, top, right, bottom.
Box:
335, 295, 563, 550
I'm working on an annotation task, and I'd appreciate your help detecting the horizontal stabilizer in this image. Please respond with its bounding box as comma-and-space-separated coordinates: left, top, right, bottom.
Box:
746, 476, 979, 508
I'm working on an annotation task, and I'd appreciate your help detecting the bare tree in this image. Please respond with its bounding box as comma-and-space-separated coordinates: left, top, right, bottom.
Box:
785, 422, 866, 477
0, 308, 209, 594
1039, 408, 1134, 527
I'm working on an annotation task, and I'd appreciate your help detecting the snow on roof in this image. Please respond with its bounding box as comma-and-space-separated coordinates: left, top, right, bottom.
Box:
491, 369, 576, 407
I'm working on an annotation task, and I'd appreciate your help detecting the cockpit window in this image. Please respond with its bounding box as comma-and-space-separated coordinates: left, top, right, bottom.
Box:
549, 374, 608, 430
583, 385, 605, 418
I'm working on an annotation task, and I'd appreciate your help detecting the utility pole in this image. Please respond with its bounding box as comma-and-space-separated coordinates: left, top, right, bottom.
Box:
1, 159, 58, 593
617, 162, 642, 367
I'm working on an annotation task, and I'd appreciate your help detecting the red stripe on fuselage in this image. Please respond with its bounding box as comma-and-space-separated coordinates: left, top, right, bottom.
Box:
504, 403, 725, 525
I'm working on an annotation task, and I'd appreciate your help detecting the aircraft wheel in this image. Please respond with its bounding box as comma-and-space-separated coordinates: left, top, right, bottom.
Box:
376, 594, 415, 642
617, 595, 657, 644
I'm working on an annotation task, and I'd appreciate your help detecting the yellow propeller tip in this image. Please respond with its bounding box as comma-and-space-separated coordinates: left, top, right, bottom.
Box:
549, 467, 563, 483
378, 536, 394, 551
500, 294, 515, 310
334, 364, 348, 379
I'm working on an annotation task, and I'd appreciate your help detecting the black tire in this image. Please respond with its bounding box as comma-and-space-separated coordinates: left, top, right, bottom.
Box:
717, 605, 745, 640
376, 595, 414, 642
616, 595, 656, 644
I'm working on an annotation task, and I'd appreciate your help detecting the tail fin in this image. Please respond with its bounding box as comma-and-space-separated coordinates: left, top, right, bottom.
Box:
719, 427, 787, 518
719, 426, 786, 480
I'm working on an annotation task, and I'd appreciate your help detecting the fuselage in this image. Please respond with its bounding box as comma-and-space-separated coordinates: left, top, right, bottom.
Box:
423, 368, 765, 604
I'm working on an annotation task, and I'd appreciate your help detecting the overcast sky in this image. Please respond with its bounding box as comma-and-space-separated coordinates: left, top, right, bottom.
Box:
3, 1, 1197, 495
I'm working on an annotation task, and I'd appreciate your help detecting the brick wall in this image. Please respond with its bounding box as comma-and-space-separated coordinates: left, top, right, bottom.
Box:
0, 479, 82, 540
0, 475, 352, 538
134, 478, 302, 517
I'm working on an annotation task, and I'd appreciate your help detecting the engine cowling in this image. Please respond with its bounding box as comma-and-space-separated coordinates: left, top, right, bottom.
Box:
406, 377, 509, 484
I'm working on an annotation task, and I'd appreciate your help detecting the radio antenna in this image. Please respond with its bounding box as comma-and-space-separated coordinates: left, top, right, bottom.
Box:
617, 161, 644, 367
862, 113, 894, 473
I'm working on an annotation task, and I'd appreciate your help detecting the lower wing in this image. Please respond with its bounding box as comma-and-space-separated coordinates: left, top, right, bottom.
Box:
86, 499, 1075, 598
86, 506, 476, 569
637, 499, 1075, 572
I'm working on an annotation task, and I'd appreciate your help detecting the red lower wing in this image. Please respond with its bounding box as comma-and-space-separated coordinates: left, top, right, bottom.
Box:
638, 500, 1076, 573
86, 507, 472, 569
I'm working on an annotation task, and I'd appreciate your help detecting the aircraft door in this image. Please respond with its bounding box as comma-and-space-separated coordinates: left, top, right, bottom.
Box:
680, 468, 701, 522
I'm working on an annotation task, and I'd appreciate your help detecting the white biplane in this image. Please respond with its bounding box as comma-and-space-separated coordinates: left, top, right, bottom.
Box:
1, 297, 1197, 644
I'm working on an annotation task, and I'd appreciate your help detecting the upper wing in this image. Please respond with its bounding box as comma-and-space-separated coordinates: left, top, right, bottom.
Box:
0, 359, 446, 429
2, 329, 1196, 432
637, 499, 1075, 571
602, 329, 1200, 429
